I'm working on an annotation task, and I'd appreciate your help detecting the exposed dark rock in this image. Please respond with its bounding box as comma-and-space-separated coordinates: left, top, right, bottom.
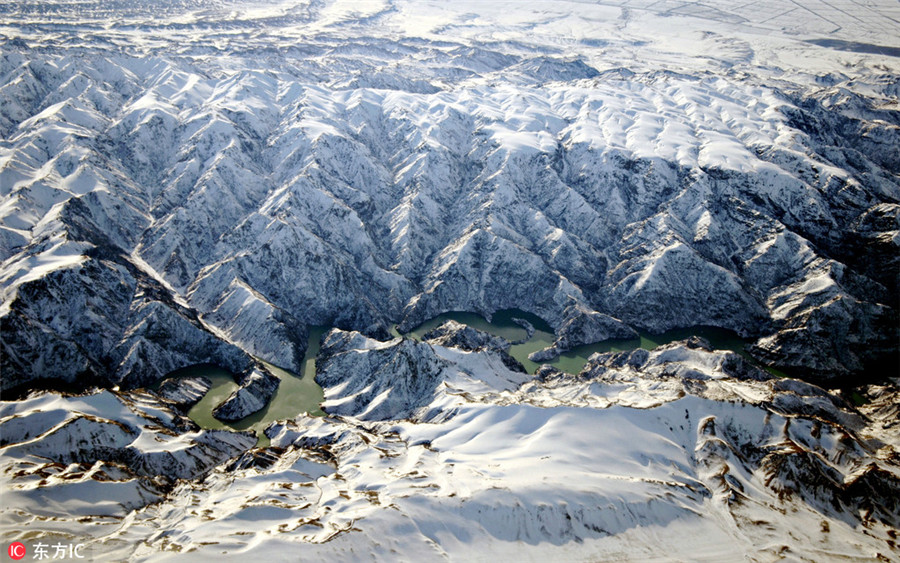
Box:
156, 376, 212, 408
423, 320, 526, 372
211, 368, 280, 422
528, 305, 638, 362
424, 320, 511, 352
316, 330, 451, 421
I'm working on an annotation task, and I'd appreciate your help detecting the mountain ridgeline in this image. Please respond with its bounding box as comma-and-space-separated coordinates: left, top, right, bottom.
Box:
2, 1, 900, 560
2, 42, 897, 391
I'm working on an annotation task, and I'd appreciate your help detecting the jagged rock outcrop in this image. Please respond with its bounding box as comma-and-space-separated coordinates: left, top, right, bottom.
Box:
2, 13, 897, 385
316, 331, 452, 420
423, 320, 511, 353
423, 320, 526, 372
156, 376, 212, 408
529, 304, 637, 361
317, 328, 533, 420
0, 234, 255, 392
211, 368, 280, 422
580, 336, 774, 384
0, 389, 255, 517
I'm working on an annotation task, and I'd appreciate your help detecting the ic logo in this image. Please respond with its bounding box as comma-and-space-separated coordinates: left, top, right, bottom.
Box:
7, 542, 26, 560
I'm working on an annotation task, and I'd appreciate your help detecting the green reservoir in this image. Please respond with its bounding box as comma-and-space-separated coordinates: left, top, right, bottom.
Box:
176, 312, 769, 443
407, 309, 763, 375
176, 327, 327, 445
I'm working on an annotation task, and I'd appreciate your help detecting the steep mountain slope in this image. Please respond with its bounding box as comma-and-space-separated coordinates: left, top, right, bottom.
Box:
2, 2, 898, 560
2, 0, 898, 390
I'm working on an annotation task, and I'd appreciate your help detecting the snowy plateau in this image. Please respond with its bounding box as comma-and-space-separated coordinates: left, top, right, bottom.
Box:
0, 0, 899, 561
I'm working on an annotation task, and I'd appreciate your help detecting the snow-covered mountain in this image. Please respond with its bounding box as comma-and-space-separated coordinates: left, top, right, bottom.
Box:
2, 0, 898, 391
1, 0, 899, 560
2, 325, 898, 560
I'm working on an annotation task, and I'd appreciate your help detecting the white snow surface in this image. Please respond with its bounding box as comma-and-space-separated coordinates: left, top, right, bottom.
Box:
4, 336, 897, 560
1, 1, 900, 561
2, 0, 899, 387
0, 389, 256, 520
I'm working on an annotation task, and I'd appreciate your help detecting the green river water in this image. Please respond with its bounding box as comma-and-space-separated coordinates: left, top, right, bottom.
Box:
179, 327, 327, 446
175, 311, 769, 443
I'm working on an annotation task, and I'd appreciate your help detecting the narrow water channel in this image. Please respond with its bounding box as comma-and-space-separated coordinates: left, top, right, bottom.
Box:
177, 311, 774, 443
406, 309, 768, 375
180, 327, 327, 446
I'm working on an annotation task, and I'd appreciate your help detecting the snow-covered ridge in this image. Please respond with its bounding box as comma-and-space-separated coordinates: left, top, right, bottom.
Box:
3, 331, 897, 560
2, 4, 898, 386
1, 1, 898, 560
0, 389, 256, 520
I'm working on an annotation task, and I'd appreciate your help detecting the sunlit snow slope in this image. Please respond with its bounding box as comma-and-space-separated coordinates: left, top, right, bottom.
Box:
2, 0, 898, 389
3, 325, 898, 560
3, 3, 900, 560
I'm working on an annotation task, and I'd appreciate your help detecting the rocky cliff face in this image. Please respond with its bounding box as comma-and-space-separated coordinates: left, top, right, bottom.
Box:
315, 327, 532, 421
423, 320, 526, 372
156, 375, 211, 408
1, 0, 898, 558
1, 1, 898, 390
211, 368, 280, 422
529, 304, 638, 362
